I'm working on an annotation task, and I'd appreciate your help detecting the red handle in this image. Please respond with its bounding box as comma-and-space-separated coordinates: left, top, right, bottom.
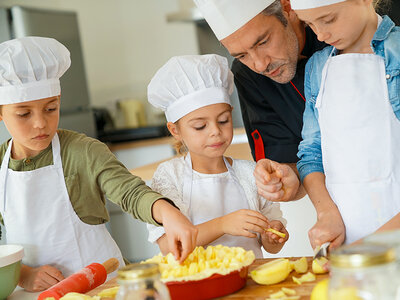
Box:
38, 263, 107, 300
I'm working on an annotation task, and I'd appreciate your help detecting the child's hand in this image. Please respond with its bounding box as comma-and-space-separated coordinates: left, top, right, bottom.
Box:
262, 220, 289, 244
220, 209, 270, 238
152, 199, 198, 263
261, 220, 289, 254
254, 159, 300, 202
18, 264, 64, 292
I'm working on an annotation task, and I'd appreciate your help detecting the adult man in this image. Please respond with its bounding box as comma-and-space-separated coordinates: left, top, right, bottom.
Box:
193, 0, 346, 249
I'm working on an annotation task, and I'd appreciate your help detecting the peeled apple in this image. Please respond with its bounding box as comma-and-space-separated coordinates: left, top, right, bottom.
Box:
250, 258, 292, 285
290, 257, 308, 274
310, 279, 329, 300
312, 257, 329, 274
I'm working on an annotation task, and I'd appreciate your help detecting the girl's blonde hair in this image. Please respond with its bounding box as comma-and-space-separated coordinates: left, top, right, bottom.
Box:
170, 121, 188, 156
173, 139, 188, 156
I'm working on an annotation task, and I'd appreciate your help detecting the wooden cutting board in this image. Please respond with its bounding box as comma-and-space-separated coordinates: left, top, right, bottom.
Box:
87, 257, 328, 299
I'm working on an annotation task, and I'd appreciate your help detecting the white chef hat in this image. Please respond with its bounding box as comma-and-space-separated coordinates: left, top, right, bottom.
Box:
148, 54, 234, 123
290, 0, 346, 10
193, 0, 275, 40
0, 36, 71, 105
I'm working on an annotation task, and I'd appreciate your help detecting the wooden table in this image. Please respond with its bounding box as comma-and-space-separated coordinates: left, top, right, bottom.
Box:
87, 257, 328, 299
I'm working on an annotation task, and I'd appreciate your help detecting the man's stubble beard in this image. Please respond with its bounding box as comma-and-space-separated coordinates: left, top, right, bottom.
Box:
261, 28, 299, 84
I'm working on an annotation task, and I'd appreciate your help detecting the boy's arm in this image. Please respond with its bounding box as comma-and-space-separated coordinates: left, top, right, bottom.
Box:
376, 213, 400, 232
75, 137, 197, 262
151, 200, 197, 262
303, 172, 346, 250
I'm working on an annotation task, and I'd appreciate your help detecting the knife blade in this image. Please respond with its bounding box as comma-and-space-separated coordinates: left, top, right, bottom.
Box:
313, 242, 331, 259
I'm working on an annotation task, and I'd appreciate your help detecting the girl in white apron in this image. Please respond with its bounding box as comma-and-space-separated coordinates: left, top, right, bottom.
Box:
293, 0, 400, 247
0, 37, 197, 292
146, 54, 288, 258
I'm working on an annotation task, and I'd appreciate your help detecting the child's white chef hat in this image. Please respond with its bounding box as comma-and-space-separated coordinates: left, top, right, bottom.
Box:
0, 36, 70, 105
193, 0, 274, 40
148, 54, 234, 123
290, 0, 346, 10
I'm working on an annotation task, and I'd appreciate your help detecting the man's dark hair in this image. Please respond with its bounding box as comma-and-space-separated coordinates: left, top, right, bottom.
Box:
261, 0, 288, 27
373, 0, 392, 15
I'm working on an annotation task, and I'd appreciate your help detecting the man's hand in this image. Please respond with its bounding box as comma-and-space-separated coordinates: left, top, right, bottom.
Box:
308, 208, 346, 250
152, 199, 198, 263
254, 159, 300, 202
220, 209, 270, 238
19, 264, 64, 292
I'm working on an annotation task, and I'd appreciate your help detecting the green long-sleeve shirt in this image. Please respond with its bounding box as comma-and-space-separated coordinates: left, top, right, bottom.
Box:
0, 129, 164, 239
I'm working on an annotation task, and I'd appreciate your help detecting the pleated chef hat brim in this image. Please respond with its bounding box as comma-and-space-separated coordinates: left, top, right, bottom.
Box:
0, 36, 71, 105
147, 54, 234, 123
194, 0, 275, 40
290, 0, 346, 10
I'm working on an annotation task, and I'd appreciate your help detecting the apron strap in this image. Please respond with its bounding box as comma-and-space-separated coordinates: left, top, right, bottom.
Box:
0, 140, 13, 212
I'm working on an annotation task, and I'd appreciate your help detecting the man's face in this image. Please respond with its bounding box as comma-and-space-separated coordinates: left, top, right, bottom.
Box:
221, 13, 299, 84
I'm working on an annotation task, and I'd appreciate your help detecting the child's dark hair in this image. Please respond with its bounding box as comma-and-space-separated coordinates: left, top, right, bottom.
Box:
373, 0, 391, 15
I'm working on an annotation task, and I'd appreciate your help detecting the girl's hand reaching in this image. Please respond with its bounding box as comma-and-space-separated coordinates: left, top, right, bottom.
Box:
261, 220, 289, 254
220, 209, 270, 238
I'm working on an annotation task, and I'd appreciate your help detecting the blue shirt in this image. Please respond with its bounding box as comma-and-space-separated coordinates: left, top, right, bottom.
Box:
297, 15, 400, 182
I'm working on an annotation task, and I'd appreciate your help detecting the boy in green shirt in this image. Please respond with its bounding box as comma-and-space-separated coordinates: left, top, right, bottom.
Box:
0, 36, 197, 292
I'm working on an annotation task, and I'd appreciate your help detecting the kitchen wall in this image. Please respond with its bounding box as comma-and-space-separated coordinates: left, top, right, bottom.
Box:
0, 0, 200, 109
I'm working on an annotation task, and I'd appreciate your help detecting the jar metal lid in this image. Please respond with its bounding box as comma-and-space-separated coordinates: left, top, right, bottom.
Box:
330, 244, 396, 268
118, 263, 160, 281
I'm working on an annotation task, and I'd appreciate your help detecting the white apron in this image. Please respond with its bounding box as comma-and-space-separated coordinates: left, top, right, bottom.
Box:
182, 153, 262, 257
316, 51, 400, 244
0, 134, 124, 277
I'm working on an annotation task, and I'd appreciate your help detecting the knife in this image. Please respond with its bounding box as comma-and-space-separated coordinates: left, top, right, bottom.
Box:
313, 242, 331, 259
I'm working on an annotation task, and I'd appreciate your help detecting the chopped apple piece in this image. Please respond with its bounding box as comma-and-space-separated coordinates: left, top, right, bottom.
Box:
266, 297, 300, 300
281, 287, 296, 295
291, 257, 308, 273
293, 272, 316, 285
293, 276, 302, 285
312, 257, 329, 274
266, 228, 286, 238
270, 291, 287, 298
250, 258, 292, 285
97, 286, 119, 298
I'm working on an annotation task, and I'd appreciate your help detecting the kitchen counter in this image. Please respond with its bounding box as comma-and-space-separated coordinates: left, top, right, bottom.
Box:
87, 257, 328, 299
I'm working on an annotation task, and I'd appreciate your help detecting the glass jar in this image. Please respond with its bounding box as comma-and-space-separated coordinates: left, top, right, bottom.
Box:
115, 263, 171, 300
329, 244, 398, 300
364, 229, 400, 264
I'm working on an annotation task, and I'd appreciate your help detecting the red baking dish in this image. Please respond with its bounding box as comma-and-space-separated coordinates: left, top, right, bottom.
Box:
166, 266, 249, 300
